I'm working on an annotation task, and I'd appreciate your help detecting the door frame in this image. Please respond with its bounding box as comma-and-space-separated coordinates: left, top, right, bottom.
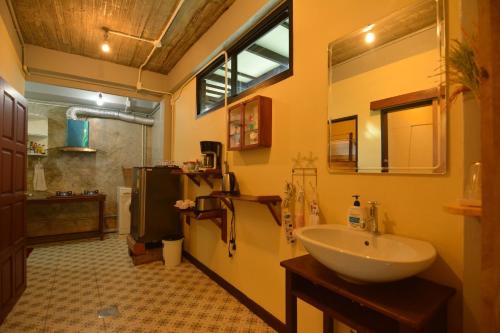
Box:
478, 0, 500, 332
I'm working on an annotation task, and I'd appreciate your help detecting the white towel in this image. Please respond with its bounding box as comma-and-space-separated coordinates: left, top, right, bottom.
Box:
33, 161, 47, 191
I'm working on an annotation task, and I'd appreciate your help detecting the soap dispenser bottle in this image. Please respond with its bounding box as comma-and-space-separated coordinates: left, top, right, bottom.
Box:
347, 195, 364, 228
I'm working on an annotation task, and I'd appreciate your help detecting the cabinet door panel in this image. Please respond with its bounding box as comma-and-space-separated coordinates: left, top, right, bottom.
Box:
0, 258, 12, 306
0, 77, 27, 323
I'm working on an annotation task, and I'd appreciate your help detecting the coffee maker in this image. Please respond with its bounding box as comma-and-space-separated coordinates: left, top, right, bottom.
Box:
200, 141, 222, 170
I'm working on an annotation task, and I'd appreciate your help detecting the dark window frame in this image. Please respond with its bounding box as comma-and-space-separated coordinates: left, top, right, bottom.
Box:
328, 115, 359, 171
196, 0, 293, 116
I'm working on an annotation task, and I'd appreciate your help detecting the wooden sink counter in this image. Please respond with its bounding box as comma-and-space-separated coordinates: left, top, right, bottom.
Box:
280, 255, 455, 333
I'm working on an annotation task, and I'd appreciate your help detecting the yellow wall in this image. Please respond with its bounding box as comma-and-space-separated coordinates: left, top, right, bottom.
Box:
169, 1, 465, 332
0, 1, 25, 94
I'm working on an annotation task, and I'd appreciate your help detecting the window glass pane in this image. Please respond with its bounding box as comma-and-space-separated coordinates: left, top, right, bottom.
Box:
236, 17, 289, 94
199, 60, 231, 113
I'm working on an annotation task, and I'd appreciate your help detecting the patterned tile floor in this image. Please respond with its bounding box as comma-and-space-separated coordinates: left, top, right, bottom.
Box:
0, 237, 275, 333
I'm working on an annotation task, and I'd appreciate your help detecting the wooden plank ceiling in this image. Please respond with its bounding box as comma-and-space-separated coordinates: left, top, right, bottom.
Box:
11, 0, 235, 75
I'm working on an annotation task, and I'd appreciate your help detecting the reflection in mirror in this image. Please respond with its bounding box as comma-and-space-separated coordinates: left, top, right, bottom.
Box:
327, 0, 446, 174
328, 116, 358, 171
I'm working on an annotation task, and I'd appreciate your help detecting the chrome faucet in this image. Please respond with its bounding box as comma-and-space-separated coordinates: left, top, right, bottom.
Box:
367, 201, 379, 234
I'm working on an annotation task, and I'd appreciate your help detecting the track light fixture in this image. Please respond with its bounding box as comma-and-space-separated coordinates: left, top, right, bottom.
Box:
96, 93, 104, 106
101, 29, 110, 53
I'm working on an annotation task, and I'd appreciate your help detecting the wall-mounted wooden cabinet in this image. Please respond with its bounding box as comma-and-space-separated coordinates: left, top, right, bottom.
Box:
227, 96, 272, 151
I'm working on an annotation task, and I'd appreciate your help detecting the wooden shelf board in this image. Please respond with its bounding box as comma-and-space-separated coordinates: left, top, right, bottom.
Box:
171, 170, 222, 177
210, 191, 282, 226
211, 191, 281, 203
179, 208, 227, 243
172, 170, 222, 188
444, 203, 482, 217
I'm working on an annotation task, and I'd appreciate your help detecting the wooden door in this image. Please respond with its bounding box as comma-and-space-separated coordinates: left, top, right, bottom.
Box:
0, 77, 27, 323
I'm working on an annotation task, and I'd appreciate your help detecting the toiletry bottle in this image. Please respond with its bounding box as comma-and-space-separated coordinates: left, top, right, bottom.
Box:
347, 195, 364, 228
295, 187, 305, 228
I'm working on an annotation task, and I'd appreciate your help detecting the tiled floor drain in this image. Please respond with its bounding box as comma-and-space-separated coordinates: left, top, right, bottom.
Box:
97, 305, 120, 318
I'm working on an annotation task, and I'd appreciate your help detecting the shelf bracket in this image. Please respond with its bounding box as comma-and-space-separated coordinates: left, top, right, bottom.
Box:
219, 197, 234, 212
184, 210, 227, 243
186, 174, 201, 187
263, 201, 282, 226
199, 174, 214, 188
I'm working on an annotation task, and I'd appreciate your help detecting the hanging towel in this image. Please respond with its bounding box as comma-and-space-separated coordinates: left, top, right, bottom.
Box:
33, 161, 47, 191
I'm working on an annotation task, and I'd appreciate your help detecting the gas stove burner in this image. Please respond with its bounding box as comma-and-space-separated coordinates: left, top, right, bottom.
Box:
83, 190, 99, 196
55, 191, 73, 197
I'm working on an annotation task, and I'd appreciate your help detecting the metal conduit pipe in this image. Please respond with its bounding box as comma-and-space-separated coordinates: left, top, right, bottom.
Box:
66, 106, 154, 126
137, 0, 186, 91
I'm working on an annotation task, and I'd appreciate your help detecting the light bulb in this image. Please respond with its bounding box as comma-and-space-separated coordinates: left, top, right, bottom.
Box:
362, 24, 375, 33
364, 32, 375, 44
101, 41, 110, 53
96, 93, 104, 106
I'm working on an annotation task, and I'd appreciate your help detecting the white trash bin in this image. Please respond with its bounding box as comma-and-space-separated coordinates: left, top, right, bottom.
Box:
162, 238, 183, 268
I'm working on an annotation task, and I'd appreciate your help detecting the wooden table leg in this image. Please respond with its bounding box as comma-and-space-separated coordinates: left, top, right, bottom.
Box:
427, 306, 447, 333
99, 199, 104, 240
286, 270, 297, 333
323, 313, 334, 333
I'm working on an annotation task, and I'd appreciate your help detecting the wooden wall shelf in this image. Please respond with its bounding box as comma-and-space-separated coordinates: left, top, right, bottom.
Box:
210, 191, 282, 226
444, 203, 482, 217
179, 208, 227, 243
172, 170, 222, 188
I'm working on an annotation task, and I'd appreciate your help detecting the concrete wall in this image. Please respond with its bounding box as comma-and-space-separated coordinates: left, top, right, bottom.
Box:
27, 102, 144, 233
166, 1, 466, 332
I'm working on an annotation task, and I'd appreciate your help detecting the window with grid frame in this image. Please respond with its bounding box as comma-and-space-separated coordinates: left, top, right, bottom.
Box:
197, 1, 292, 116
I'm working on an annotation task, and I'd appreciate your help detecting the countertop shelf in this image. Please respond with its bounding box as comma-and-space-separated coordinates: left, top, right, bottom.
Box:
444, 203, 482, 217
210, 191, 282, 226
172, 170, 222, 188
178, 208, 227, 243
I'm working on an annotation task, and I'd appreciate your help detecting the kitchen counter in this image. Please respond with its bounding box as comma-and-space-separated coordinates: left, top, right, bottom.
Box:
27, 193, 106, 244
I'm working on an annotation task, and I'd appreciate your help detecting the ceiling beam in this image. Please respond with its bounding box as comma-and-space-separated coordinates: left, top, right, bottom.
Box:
246, 44, 289, 66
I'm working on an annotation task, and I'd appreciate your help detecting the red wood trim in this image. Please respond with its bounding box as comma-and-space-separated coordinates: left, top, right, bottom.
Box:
479, 0, 500, 331
370, 87, 440, 110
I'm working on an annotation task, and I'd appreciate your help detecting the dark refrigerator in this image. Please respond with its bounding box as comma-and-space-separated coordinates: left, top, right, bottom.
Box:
130, 166, 182, 243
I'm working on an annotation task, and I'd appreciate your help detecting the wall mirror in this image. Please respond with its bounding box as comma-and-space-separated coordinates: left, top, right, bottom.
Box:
327, 0, 446, 174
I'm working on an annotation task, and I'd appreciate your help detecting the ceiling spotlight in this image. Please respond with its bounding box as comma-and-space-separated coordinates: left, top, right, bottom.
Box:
96, 93, 104, 106
364, 32, 375, 44
101, 29, 110, 53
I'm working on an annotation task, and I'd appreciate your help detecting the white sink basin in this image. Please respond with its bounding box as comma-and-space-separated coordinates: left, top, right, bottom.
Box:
295, 224, 436, 283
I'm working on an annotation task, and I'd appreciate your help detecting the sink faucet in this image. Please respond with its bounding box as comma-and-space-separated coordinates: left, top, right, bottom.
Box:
367, 201, 379, 234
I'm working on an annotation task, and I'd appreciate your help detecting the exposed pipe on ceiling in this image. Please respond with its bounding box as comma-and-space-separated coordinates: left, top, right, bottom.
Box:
107, 29, 157, 46
66, 106, 154, 126
136, 0, 185, 94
